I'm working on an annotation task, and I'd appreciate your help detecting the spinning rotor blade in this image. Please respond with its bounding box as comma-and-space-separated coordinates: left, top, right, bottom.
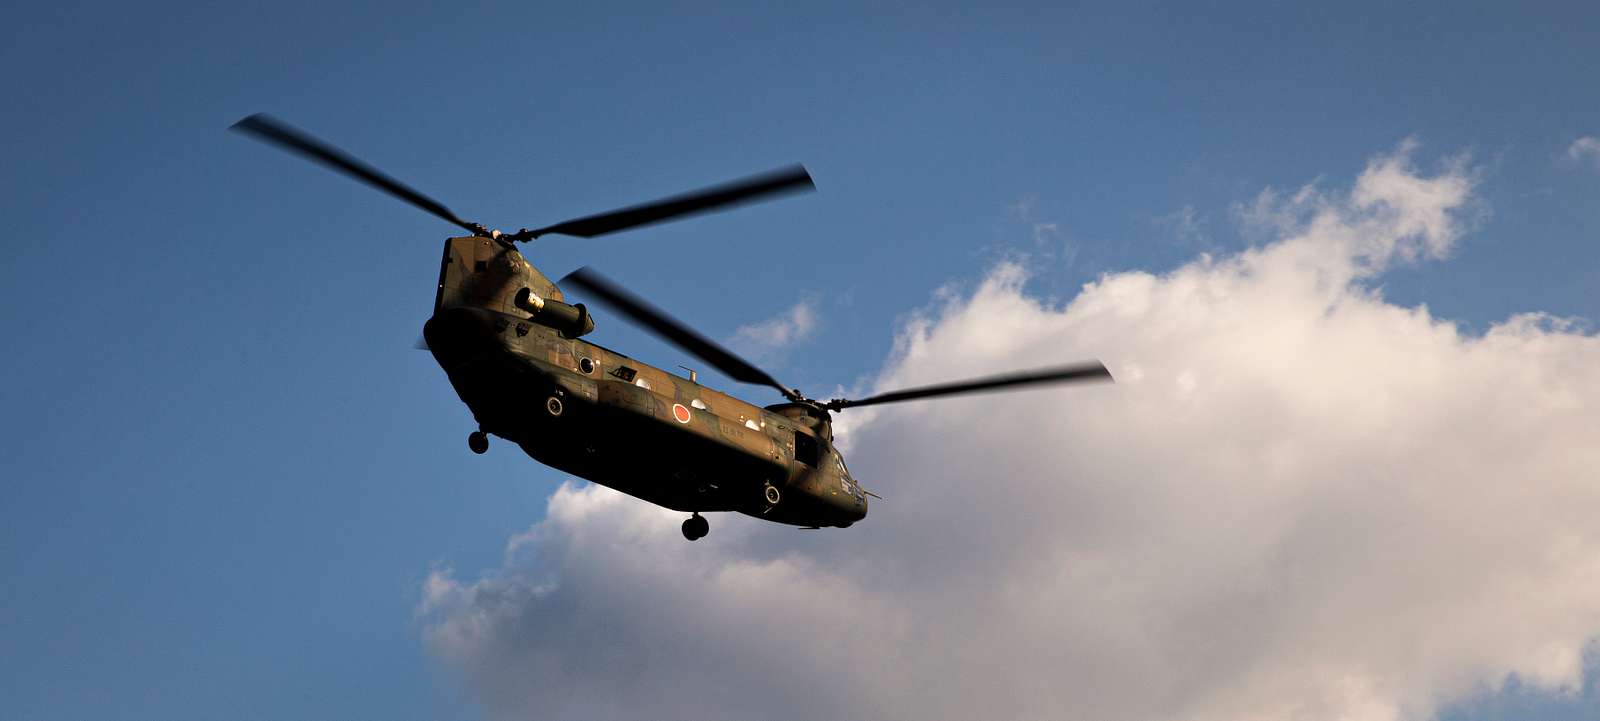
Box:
514, 165, 815, 240
825, 362, 1113, 411
231, 113, 483, 235
561, 267, 799, 400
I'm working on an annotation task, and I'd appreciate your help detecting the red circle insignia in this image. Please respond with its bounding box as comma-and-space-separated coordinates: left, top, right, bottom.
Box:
672, 403, 692, 424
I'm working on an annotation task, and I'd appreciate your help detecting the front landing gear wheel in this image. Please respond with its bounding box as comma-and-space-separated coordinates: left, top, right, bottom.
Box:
681, 514, 710, 541
468, 431, 489, 455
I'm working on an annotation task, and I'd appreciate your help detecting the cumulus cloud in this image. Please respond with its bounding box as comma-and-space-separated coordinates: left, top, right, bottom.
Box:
729, 298, 818, 357
1570, 136, 1600, 167
419, 143, 1600, 721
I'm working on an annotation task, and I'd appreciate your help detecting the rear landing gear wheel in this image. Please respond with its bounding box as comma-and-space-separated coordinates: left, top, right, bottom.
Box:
468, 431, 489, 455
681, 513, 710, 541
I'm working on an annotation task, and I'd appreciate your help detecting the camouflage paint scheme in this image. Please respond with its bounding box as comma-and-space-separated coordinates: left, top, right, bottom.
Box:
423, 236, 868, 528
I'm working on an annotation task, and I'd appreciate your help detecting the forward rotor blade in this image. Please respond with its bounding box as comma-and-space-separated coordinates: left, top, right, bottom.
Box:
561, 267, 798, 399
230, 113, 482, 235
518, 165, 815, 240
825, 362, 1113, 411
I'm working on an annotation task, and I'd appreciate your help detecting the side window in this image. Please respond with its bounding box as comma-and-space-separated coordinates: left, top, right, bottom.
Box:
794, 430, 819, 467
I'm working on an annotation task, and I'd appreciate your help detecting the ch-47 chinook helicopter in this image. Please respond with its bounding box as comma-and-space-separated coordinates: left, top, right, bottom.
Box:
232, 114, 1113, 541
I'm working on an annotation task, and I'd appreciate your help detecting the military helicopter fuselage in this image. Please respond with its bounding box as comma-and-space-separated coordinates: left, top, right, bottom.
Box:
424, 236, 868, 530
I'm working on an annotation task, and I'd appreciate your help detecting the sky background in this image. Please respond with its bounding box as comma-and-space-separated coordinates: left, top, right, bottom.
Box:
3, 2, 1599, 720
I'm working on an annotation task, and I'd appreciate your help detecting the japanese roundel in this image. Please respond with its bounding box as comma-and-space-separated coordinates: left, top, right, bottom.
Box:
672, 403, 692, 424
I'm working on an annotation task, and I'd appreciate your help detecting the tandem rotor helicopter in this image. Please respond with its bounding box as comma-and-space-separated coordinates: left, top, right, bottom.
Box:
232, 114, 1112, 541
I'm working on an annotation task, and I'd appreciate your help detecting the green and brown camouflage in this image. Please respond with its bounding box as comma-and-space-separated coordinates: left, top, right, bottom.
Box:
426, 237, 869, 530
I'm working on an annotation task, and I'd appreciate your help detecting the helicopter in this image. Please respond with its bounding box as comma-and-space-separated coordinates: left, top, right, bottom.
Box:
232, 114, 1113, 541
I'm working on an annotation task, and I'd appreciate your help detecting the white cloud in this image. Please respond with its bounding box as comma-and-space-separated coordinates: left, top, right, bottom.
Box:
419, 142, 1600, 721
730, 299, 818, 357
1569, 136, 1600, 167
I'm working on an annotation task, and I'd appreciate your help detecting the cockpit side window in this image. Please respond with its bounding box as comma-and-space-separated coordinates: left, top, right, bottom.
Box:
834, 453, 864, 499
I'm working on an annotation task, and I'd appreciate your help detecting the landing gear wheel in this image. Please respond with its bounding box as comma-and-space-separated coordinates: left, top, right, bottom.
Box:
681, 513, 710, 541
763, 484, 781, 505
545, 396, 564, 417
468, 431, 489, 455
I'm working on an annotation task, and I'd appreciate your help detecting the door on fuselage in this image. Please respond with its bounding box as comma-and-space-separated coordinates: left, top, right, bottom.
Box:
793, 428, 820, 468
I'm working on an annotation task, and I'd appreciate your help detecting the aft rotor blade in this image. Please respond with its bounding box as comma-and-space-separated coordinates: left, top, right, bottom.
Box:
825, 362, 1113, 411
517, 165, 815, 240
561, 267, 798, 399
230, 113, 482, 235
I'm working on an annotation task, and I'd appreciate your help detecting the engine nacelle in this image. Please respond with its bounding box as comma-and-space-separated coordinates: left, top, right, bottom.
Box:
515, 287, 595, 338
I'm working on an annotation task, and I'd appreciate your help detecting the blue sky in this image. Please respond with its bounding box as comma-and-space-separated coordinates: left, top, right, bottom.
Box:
3, 2, 1598, 720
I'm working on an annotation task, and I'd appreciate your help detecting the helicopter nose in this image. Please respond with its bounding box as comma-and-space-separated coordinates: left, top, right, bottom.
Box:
423, 307, 507, 368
